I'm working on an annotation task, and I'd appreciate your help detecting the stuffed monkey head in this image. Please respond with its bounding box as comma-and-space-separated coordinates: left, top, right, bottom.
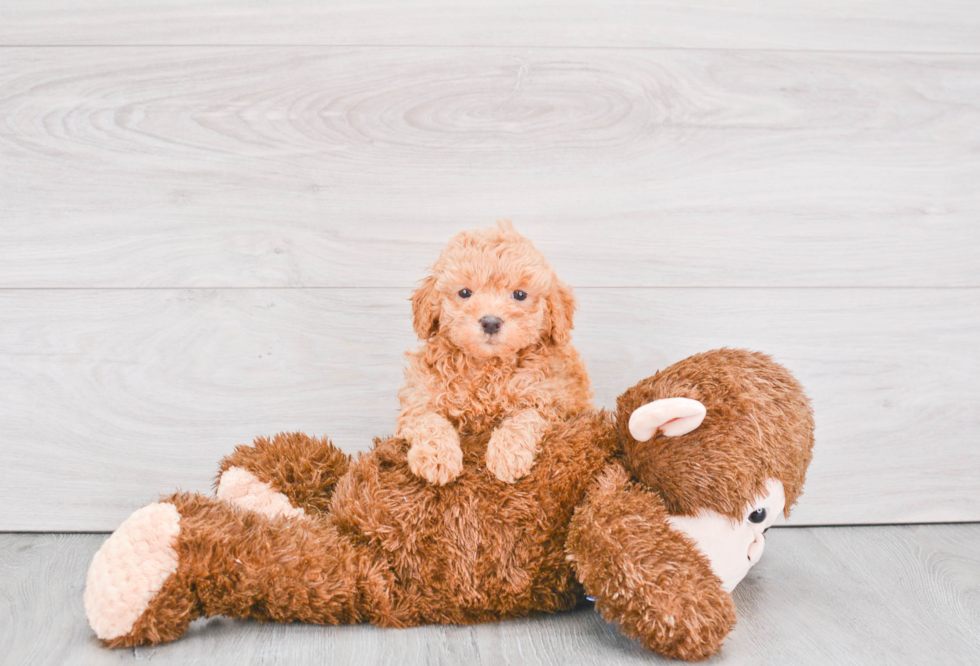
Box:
616, 348, 815, 591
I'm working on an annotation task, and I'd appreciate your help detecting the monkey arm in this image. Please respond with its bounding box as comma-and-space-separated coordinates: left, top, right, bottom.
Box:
566, 463, 736, 662
214, 432, 351, 517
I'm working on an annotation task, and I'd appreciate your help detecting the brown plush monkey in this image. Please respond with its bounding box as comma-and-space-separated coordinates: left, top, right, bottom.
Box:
84, 349, 813, 661
567, 348, 815, 660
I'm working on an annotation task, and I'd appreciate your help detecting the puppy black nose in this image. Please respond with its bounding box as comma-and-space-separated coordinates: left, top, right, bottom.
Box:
480, 316, 502, 335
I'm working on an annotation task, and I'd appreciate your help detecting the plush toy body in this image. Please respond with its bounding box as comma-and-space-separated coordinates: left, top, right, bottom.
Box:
84, 349, 813, 661
567, 348, 814, 660
84, 413, 617, 646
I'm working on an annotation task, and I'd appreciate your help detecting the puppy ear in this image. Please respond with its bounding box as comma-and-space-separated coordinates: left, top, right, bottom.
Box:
546, 279, 576, 346
496, 218, 516, 234
411, 274, 440, 340
628, 398, 707, 441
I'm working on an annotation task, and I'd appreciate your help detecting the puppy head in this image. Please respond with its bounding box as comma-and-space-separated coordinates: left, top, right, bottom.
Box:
616, 348, 815, 521
411, 220, 576, 358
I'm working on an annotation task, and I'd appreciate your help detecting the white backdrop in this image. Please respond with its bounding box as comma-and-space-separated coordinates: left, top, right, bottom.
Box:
1, 1, 978, 530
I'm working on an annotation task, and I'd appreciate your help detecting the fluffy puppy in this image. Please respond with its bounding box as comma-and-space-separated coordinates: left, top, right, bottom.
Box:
396, 220, 593, 485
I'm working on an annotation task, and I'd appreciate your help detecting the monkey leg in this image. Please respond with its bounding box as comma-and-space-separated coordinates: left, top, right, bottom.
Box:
84, 492, 395, 648
566, 464, 736, 662
215, 432, 351, 518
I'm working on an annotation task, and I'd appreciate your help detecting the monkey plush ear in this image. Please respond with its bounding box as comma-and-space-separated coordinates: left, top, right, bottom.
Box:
628, 398, 707, 441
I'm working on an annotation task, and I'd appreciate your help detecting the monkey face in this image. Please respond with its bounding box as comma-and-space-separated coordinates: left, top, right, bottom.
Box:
626, 395, 792, 590
667, 479, 786, 592
616, 349, 815, 592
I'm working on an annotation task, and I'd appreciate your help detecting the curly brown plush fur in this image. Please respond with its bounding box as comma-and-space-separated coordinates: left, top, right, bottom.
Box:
85, 349, 813, 662
566, 349, 815, 661
215, 433, 351, 516
614, 348, 814, 520
91, 412, 618, 648
396, 221, 593, 485
567, 465, 736, 661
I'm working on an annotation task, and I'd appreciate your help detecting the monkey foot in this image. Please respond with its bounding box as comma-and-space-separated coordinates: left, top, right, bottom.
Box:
84, 502, 182, 643
216, 466, 306, 519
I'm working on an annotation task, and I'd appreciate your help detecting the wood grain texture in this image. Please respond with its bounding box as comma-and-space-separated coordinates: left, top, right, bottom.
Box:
1, 0, 980, 51
2, 525, 978, 665
1, 48, 979, 288
1, 288, 977, 531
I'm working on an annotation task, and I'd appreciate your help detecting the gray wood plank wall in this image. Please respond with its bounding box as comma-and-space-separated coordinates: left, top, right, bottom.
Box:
1, 2, 978, 531
2, 1, 980, 51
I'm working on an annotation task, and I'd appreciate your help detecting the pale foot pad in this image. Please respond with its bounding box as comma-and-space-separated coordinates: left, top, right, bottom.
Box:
216, 466, 305, 518
84, 502, 181, 640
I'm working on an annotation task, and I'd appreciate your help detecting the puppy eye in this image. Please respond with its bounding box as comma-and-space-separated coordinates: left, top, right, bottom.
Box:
512, 290, 527, 301
458, 289, 472, 299
748, 508, 767, 524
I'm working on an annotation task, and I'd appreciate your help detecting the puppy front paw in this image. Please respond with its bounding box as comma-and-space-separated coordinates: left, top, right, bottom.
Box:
485, 426, 538, 483
407, 431, 464, 485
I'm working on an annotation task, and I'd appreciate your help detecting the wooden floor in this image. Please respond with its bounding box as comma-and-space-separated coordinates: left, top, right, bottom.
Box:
2, 524, 979, 665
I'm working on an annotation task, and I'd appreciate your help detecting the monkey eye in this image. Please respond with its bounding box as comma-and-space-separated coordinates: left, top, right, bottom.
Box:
512, 290, 527, 301
458, 288, 472, 298
748, 508, 767, 524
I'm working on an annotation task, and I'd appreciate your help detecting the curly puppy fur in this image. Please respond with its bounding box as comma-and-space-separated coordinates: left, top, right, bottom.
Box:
396, 220, 593, 485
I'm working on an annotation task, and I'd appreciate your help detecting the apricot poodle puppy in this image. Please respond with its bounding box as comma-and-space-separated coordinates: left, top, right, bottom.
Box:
396, 220, 593, 485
